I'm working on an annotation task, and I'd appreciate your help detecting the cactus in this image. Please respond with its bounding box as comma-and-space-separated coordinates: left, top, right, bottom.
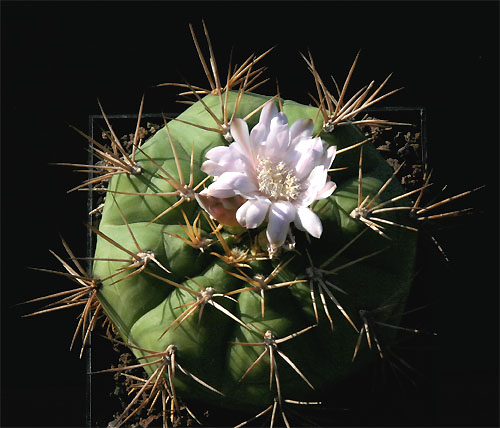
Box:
24, 23, 483, 427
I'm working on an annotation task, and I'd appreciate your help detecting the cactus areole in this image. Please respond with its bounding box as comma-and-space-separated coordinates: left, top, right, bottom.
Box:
92, 90, 418, 411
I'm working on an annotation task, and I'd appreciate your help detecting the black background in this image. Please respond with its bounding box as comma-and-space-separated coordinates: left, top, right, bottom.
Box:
1, 1, 498, 427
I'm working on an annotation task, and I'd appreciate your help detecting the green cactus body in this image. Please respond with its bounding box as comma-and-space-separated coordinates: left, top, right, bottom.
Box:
93, 91, 417, 410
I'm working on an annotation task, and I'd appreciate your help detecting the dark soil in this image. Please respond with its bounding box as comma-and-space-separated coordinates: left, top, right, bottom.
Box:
358, 109, 426, 193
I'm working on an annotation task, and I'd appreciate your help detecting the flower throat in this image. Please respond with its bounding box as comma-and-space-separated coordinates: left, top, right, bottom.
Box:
256, 156, 301, 201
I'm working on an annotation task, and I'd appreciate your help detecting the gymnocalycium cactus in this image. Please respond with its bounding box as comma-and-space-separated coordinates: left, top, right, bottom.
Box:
25, 23, 483, 427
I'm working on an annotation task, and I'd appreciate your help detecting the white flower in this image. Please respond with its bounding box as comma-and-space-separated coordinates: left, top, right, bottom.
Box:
198, 101, 337, 252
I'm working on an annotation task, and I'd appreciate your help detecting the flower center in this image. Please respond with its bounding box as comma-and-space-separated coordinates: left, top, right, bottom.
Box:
256, 157, 300, 201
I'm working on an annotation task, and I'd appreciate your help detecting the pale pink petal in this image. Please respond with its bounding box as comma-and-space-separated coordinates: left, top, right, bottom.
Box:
258, 101, 279, 130
205, 172, 258, 198
294, 207, 323, 238
200, 160, 223, 177
202, 157, 245, 178
266, 201, 296, 249
289, 118, 314, 146
249, 122, 267, 145
248, 102, 280, 158
305, 164, 329, 190
271, 111, 288, 127
295, 165, 330, 207
323, 145, 337, 169
259, 102, 288, 157
316, 180, 337, 200
204, 145, 229, 161
236, 198, 271, 229
230, 118, 256, 165
262, 123, 290, 158
202, 144, 256, 178
201, 146, 232, 176
295, 185, 318, 208
292, 138, 326, 180
249, 124, 267, 159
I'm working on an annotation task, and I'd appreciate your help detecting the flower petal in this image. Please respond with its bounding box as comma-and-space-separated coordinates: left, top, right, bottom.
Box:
295, 165, 329, 206
204, 145, 229, 162
201, 146, 232, 177
259, 102, 289, 156
249, 123, 268, 159
201, 143, 256, 178
258, 101, 279, 130
292, 137, 326, 180
262, 122, 290, 158
271, 111, 289, 127
236, 198, 271, 229
205, 172, 258, 198
230, 118, 255, 165
266, 201, 296, 249
290, 118, 314, 145
316, 180, 337, 200
295, 207, 323, 238
323, 145, 337, 169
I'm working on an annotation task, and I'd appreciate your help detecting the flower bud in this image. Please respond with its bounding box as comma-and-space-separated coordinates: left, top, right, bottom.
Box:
195, 192, 246, 227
